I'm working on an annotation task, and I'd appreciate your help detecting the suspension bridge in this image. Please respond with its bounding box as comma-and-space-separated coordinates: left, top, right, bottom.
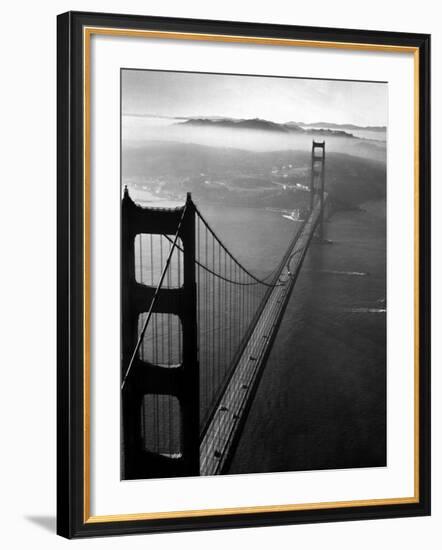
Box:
121, 141, 328, 479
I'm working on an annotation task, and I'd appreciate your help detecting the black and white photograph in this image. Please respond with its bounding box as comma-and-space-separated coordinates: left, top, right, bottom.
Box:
120, 69, 387, 480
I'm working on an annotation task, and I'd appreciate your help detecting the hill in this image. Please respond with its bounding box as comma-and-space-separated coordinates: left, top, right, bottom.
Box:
178, 117, 355, 138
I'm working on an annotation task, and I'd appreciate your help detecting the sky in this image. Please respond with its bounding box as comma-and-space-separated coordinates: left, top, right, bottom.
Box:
122, 69, 387, 127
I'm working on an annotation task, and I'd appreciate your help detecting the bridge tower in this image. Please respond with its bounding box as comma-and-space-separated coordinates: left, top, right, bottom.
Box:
310, 140, 326, 239
121, 189, 199, 479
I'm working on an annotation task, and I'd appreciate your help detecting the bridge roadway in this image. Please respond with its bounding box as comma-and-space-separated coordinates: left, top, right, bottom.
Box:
200, 197, 324, 475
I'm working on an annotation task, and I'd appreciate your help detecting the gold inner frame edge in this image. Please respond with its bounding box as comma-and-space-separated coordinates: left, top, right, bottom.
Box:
82, 26, 421, 524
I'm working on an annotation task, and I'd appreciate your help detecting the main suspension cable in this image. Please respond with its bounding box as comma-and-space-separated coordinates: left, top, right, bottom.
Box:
193, 204, 285, 287
162, 234, 286, 288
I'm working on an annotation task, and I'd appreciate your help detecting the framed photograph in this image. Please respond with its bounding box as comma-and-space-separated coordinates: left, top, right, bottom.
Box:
57, 11, 430, 538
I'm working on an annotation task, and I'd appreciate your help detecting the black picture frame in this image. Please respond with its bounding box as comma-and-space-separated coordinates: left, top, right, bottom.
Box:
57, 10, 431, 539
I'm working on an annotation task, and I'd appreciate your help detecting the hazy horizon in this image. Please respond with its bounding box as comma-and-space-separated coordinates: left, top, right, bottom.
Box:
122, 70, 387, 128
121, 113, 386, 129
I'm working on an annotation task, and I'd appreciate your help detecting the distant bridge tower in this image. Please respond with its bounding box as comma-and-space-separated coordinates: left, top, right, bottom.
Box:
121, 189, 199, 479
310, 140, 326, 239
